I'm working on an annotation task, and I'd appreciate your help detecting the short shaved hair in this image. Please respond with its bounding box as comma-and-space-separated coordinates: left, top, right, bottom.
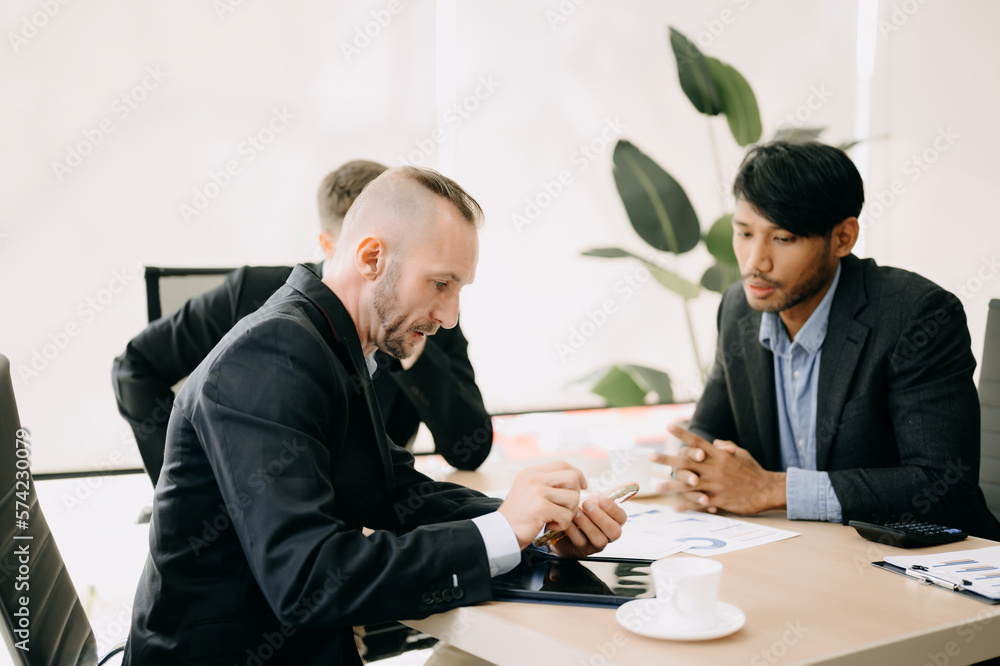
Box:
340, 166, 483, 253
393, 165, 484, 229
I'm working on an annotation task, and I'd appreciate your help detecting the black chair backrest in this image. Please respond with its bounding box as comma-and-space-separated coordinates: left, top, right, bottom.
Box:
0, 355, 98, 665
144, 266, 234, 322
981, 299, 1000, 521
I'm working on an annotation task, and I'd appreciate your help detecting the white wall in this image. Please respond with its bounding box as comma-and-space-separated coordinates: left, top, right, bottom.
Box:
865, 0, 1000, 371
0, 0, 995, 473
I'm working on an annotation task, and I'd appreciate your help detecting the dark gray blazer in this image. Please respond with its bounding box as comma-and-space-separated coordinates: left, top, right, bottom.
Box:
691, 254, 1000, 539
123, 265, 500, 666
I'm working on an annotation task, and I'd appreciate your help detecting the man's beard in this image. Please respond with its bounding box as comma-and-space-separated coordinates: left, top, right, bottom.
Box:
372, 262, 436, 359
745, 260, 835, 314
745, 237, 835, 313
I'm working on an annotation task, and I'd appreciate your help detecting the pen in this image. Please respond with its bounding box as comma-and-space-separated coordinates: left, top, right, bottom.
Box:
904, 567, 966, 591
531, 483, 640, 549
910, 565, 972, 588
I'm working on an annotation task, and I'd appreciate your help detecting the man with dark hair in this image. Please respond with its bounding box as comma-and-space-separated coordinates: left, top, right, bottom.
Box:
123, 166, 627, 665
113, 159, 493, 481
657, 141, 1000, 540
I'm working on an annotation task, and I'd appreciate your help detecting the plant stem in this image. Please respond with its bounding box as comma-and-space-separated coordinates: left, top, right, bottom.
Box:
706, 119, 728, 213
682, 297, 707, 383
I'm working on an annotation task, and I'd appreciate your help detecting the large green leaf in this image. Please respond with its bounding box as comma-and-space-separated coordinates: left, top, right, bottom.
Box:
612, 140, 701, 255
591, 365, 649, 408
621, 364, 674, 403
668, 27, 722, 116
582, 247, 701, 300
645, 260, 702, 300
703, 213, 737, 265
700, 262, 742, 293
772, 126, 825, 143
705, 58, 761, 146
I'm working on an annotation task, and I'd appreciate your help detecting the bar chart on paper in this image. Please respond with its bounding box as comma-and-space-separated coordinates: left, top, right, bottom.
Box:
886, 546, 1000, 600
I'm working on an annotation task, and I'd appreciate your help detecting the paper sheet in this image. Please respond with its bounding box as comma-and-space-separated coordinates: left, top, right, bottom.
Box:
591, 503, 799, 560
885, 545, 1000, 600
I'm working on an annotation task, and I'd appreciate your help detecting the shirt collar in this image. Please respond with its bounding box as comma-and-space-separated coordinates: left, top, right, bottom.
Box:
759, 262, 842, 355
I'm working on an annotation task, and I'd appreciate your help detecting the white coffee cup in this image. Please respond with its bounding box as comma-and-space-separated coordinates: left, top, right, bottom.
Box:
606, 446, 654, 493
650, 557, 722, 632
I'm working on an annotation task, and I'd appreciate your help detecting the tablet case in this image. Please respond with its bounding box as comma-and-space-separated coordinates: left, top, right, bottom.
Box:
491, 553, 656, 608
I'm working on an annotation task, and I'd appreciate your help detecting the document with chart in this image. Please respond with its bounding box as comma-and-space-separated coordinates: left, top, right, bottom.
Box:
592, 503, 800, 560
885, 545, 1000, 600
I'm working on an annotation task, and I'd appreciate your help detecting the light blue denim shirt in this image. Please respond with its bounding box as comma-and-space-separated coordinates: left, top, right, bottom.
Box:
758, 263, 843, 522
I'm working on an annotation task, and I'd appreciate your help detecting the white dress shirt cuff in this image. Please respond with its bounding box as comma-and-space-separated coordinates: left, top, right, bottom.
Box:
785, 467, 844, 523
472, 512, 522, 577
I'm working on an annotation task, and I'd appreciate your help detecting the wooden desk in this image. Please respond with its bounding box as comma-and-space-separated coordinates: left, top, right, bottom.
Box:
404, 466, 1000, 666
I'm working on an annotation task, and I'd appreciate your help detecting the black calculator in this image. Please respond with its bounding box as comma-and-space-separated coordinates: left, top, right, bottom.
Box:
848, 520, 969, 548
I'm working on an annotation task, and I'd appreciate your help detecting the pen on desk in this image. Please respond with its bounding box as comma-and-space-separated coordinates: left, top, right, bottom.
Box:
531, 483, 640, 549
910, 565, 971, 588
904, 567, 965, 591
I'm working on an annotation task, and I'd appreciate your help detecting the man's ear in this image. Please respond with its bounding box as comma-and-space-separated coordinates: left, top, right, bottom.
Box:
354, 236, 383, 282
832, 217, 860, 258
318, 230, 338, 259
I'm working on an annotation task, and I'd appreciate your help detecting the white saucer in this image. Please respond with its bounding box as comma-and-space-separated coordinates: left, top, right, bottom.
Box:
616, 600, 746, 641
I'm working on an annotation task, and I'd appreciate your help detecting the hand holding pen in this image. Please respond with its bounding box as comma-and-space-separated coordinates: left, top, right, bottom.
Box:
533, 483, 639, 549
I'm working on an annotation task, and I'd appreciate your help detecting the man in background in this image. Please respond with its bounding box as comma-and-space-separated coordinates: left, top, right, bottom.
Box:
658, 141, 1000, 540
112, 160, 492, 484
122, 166, 627, 665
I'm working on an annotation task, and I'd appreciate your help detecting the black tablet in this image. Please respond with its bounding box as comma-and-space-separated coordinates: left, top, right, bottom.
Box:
491, 553, 656, 608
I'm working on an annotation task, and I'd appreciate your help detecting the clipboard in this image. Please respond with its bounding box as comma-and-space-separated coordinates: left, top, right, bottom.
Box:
491, 552, 656, 608
872, 561, 1000, 605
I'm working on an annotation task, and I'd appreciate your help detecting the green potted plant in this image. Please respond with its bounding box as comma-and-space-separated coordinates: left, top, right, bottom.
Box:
581, 27, 843, 407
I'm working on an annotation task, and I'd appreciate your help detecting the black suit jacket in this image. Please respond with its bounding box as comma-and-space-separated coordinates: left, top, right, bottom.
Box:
112, 263, 492, 480
123, 265, 500, 666
691, 254, 1000, 539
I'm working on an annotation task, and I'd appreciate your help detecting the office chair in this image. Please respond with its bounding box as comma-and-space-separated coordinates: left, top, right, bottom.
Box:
143, 266, 234, 322
980, 299, 1000, 521
0, 354, 125, 665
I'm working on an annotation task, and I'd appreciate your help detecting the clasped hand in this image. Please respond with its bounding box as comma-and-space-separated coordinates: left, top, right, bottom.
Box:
653, 423, 786, 515
498, 461, 627, 558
